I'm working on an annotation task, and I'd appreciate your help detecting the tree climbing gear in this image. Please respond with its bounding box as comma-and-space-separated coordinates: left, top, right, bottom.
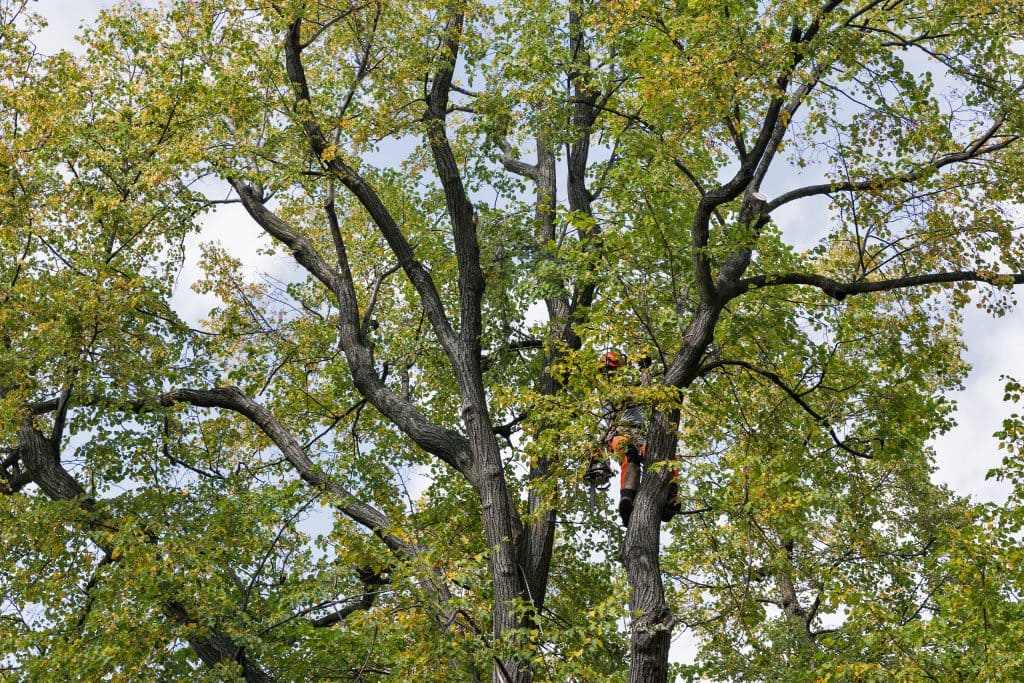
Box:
584, 456, 614, 490
584, 454, 614, 511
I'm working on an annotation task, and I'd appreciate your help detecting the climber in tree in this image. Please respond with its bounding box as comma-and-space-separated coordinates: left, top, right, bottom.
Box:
587, 351, 680, 527
599, 351, 645, 527
585, 351, 630, 511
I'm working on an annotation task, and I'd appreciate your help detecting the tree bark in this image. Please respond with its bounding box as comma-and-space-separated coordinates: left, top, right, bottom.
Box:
622, 299, 723, 682
621, 408, 676, 683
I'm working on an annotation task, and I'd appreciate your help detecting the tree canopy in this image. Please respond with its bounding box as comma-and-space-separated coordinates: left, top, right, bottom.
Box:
3, 0, 1024, 681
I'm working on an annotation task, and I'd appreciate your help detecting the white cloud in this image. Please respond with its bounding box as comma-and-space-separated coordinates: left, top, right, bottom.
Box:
29, 0, 123, 55
930, 304, 1024, 503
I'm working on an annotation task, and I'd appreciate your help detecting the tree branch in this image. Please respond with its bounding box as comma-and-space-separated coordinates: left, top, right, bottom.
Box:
698, 359, 873, 459
768, 124, 1019, 212
6, 415, 274, 682
282, 18, 459, 356
231, 180, 473, 476
498, 138, 539, 180
151, 386, 421, 558
297, 2, 368, 50
310, 567, 387, 627
726, 270, 1024, 301
231, 179, 345, 300
424, 7, 485, 351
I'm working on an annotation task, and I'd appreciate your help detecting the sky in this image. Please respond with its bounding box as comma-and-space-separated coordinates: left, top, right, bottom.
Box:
21, 0, 1024, 665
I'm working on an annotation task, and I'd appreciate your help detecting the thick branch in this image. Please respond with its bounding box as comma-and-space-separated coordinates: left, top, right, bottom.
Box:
8, 416, 273, 682
424, 8, 485, 351
566, 7, 598, 218
769, 126, 1018, 212
688, 0, 842, 303
230, 180, 344, 299
498, 138, 539, 179
518, 135, 563, 616
231, 181, 472, 475
726, 270, 1024, 301
563, 6, 601, 343
282, 19, 459, 355
750, 63, 829, 192
17, 419, 93, 504
155, 387, 419, 558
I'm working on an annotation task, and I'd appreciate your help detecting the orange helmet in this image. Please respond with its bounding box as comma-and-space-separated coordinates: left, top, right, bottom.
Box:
599, 351, 626, 373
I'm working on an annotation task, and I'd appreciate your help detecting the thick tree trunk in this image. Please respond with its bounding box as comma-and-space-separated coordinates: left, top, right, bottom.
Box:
458, 362, 532, 682
623, 504, 672, 683
621, 408, 679, 683
478, 464, 532, 683
520, 139, 560, 615
477, 464, 533, 683
623, 301, 723, 682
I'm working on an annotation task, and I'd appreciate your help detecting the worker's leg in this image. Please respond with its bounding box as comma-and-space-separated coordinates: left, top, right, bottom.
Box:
661, 480, 681, 521
617, 440, 642, 527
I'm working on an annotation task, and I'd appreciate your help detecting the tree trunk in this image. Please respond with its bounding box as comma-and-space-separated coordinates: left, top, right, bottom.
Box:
477, 459, 532, 683
621, 408, 679, 683
458, 371, 531, 682
623, 507, 672, 683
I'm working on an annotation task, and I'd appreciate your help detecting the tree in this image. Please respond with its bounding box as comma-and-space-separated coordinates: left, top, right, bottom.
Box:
2, 0, 1024, 680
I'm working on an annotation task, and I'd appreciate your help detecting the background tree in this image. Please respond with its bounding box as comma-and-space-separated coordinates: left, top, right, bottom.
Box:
2, 0, 1024, 681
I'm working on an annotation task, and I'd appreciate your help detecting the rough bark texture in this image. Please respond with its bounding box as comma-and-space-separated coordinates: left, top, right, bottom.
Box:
277, 16, 540, 682
622, 412, 676, 683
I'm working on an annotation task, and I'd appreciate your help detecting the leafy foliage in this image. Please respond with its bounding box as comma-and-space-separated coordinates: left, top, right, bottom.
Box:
2, 0, 1024, 681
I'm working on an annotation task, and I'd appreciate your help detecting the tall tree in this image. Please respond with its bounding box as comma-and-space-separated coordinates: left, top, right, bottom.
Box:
2, 0, 1023, 681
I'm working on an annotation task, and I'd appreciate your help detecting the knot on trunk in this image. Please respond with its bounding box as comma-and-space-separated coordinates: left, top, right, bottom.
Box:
633, 606, 675, 648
